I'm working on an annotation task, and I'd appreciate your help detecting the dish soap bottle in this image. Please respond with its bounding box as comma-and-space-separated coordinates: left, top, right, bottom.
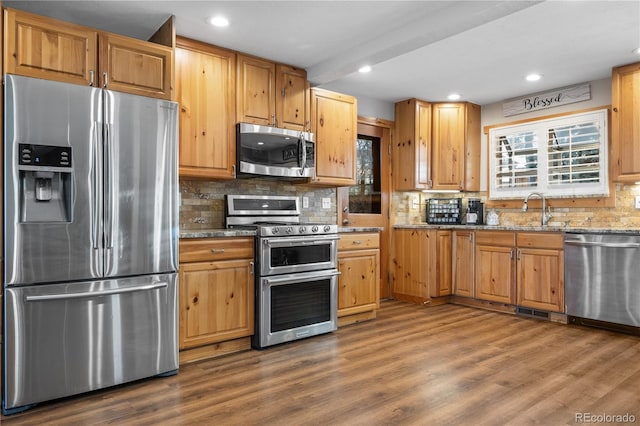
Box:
486, 209, 499, 226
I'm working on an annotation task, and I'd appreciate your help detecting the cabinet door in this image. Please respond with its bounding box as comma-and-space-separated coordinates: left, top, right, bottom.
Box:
612, 62, 640, 182
453, 231, 475, 297
176, 40, 236, 179
237, 54, 275, 126
99, 32, 173, 100
475, 244, 515, 304
392, 229, 430, 302
517, 247, 564, 312
431, 103, 465, 190
393, 99, 432, 190
310, 88, 357, 186
433, 230, 452, 296
4, 8, 98, 86
179, 259, 254, 349
337, 248, 380, 317
276, 64, 308, 131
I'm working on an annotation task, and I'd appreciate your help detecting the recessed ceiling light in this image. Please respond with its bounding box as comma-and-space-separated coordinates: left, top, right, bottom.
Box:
526, 73, 542, 82
358, 65, 372, 73
447, 93, 461, 101
208, 16, 229, 27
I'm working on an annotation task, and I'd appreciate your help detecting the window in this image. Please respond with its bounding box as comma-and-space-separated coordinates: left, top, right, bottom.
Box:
348, 134, 381, 213
489, 109, 608, 199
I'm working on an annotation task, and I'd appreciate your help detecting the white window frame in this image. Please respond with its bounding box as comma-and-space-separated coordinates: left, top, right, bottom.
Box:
489, 109, 608, 200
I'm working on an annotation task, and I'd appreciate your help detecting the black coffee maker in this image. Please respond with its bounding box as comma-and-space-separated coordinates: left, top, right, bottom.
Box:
466, 198, 484, 225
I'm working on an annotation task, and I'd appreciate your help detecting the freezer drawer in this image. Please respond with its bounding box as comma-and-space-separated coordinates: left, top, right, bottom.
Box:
3, 273, 178, 412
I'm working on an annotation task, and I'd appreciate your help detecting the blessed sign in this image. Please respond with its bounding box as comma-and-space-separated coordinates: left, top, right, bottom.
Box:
502, 83, 591, 117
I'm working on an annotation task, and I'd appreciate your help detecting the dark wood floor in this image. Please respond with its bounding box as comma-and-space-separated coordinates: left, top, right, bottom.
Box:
3, 300, 639, 425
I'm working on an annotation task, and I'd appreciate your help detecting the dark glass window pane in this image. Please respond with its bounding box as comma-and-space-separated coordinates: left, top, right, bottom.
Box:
349, 135, 381, 214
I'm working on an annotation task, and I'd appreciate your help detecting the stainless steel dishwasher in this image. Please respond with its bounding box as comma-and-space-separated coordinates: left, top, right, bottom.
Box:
564, 233, 640, 328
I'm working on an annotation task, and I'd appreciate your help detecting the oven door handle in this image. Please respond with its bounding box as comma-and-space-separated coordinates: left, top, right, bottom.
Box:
263, 270, 341, 285
263, 235, 340, 246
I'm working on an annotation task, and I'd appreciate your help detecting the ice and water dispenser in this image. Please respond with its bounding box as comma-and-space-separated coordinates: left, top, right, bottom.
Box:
18, 143, 73, 222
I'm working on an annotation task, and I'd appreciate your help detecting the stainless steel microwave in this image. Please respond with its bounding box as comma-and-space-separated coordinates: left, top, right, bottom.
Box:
236, 123, 315, 178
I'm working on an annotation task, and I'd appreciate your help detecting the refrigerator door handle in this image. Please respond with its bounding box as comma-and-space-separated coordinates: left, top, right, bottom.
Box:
104, 122, 114, 250
24, 281, 169, 302
91, 122, 101, 249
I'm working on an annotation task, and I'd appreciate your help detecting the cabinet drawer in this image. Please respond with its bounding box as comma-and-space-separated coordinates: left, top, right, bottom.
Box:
475, 230, 515, 247
338, 233, 380, 251
517, 232, 563, 250
180, 238, 254, 263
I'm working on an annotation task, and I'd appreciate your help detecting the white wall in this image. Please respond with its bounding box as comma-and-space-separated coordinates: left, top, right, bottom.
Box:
479, 78, 612, 190
356, 94, 395, 121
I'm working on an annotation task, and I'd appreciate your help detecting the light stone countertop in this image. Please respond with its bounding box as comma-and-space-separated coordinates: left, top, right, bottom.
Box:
393, 223, 640, 234
180, 228, 256, 239
338, 227, 384, 233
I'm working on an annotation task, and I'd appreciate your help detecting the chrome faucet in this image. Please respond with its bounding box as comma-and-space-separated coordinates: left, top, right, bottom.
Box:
522, 192, 552, 226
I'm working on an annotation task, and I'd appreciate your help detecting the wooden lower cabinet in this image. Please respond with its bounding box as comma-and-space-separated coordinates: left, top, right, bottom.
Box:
178, 237, 254, 363
474, 231, 516, 305
452, 230, 475, 297
392, 228, 452, 304
473, 230, 564, 313
392, 228, 430, 303
516, 233, 564, 313
432, 230, 452, 297
337, 232, 380, 326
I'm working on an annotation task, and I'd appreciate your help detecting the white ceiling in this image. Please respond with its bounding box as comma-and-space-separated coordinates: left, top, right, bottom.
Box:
6, 0, 640, 106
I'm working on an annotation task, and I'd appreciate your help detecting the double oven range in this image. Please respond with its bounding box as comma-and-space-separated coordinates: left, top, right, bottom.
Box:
225, 195, 339, 349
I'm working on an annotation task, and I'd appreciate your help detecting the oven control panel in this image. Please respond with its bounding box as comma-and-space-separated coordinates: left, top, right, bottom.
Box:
259, 223, 337, 237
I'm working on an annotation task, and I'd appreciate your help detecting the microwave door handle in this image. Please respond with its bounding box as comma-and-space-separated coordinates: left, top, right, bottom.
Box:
299, 133, 307, 176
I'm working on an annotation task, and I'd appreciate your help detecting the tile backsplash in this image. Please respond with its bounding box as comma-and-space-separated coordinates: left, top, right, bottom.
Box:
392, 183, 640, 229
180, 178, 337, 230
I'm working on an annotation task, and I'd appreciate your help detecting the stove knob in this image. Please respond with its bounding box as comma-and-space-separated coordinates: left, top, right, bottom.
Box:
286, 226, 294, 234
323, 225, 332, 233
311, 225, 319, 233
272, 227, 280, 234
299, 226, 306, 234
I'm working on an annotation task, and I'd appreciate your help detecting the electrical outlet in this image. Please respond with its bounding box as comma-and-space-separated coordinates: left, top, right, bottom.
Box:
302, 197, 309, 208
635, 195, 640, 209
322, 198, 331, 209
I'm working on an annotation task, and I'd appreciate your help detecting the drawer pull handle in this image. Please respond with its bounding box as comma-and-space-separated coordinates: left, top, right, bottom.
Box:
211, 248, 225, 254
352, 240, 363, 245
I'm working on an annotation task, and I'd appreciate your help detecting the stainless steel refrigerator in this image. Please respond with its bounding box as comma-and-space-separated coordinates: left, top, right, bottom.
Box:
2, 74, 179, 414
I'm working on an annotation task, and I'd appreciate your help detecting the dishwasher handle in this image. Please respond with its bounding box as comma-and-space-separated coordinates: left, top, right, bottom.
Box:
564, 239, 640, 249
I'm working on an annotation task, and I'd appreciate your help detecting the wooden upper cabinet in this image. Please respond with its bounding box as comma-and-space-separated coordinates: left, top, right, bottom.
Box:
276, 64, 308, 131
4, 8, 97, 86
176, 38, 236, 179
4, 8, 173, 100
236, 56, 308, 131
99, 32, 173, 100
394, 99, 480, 191
237, 54, 276, 126
611, 62, 640, 182
309, 88, 357, 186
431, 102, 480, 191
393, 98, 432, 190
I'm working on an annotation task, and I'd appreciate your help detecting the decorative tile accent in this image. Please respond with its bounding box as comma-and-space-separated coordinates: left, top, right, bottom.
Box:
180, 178, 337, 230
392, 184, 640, 230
